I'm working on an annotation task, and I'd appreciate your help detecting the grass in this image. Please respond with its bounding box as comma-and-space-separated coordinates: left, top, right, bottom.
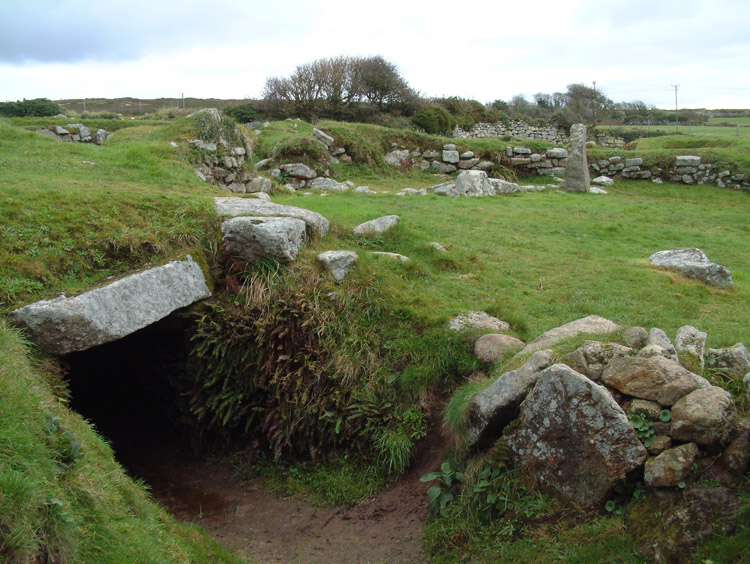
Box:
0, 118, 222, 309
0, 319, 246, 564
273, 180, 750, 348
603, 123, 750, 138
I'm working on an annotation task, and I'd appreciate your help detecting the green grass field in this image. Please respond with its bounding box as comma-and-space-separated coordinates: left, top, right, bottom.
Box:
604, 123, 750, 138
1, 115, 749, 564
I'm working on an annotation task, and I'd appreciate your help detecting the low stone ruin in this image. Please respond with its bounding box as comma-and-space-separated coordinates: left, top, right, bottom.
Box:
36, 124, 110, 145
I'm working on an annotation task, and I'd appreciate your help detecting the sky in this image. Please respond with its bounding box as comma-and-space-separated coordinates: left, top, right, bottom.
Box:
1, 0, 749, 109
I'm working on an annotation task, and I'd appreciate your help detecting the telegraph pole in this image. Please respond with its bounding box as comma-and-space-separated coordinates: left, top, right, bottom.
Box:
671, 84, 679, 131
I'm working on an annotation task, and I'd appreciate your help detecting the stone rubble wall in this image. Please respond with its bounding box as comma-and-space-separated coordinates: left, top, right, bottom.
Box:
596, 133, 626, 148
589, 154, 749, 190
454, 119, 568, 144
36, 124, 110, 145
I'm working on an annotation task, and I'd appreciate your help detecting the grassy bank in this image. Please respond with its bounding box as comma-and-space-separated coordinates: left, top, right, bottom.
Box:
0, 320, 246, 564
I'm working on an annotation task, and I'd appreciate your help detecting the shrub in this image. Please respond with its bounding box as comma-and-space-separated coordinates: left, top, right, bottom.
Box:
225, 103, 258, 124
0, 98, 62, 117
413, 105, 455, 134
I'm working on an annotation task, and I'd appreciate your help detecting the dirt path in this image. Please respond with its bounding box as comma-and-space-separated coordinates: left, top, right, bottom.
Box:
124, 424, 448, 564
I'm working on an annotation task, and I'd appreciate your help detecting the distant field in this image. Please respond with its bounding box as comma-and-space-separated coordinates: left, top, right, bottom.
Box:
605, 124, 750, 138
707, 116, 750, 126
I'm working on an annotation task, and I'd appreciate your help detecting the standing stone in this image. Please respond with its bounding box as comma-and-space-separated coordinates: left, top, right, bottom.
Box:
562, 124, 590, 193
506, 364, 648, 507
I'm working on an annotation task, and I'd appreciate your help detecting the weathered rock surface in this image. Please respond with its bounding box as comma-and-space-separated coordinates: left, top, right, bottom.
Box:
602, 355, 710, 406
506, 364, 648, 507
561, 340, 632, 381
448, 311, 509, 333
384, 150, 411, 167
562, 124, 590, 193
647, 327, 679, 362
317, 250, 358, 281
213, 197, 329, 237
12, 256, 211, 355
352, 215, 400, 236
488, 178, 522, 194
473, 334, 525, 363
644, 443, 700, 487
591, 175, 614, 187
309, 178, 349, 192
519, 315, 619, 355
674, 325, 707, 373
221, 216, 306, 264
466, 350, 557, 449
454, 170, 494, 197
279, 163, 318, 180
671, 386, 735, 447
706, 343, 749, 379
627, 487, 740, 564
623, 326, 648, 350
649, 248, 733, 287
312, 128, 334, 148
370, 251, 409, 262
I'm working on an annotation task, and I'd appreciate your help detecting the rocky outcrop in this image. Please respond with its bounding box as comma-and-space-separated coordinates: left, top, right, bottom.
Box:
220, 216, 306, 263
649, 248, 733, 287
562, 124, 590, 193
505, 364, 648, 507
213, 197, 330, 237
12, 256, 211, 355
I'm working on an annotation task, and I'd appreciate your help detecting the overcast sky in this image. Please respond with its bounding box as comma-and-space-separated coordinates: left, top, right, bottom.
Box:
1, 0, 749, 109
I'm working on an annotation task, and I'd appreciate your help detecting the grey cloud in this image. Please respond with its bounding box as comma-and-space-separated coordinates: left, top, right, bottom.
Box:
0, 0, 315, 63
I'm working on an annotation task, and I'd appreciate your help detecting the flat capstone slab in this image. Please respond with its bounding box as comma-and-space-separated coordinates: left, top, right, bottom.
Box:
12, 255, 211, 355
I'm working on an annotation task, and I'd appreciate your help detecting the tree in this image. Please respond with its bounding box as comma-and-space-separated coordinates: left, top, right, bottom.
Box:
564, 83, 613, 126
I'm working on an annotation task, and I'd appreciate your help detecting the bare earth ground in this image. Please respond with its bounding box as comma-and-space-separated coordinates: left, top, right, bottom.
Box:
123, 424, 449, 564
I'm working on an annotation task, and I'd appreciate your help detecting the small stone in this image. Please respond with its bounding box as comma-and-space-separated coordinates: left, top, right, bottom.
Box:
648, 328, 678, 362
674, 325, 707, 373
448, 311, 510, 333
317, 250, 358, 281
629, 399, 662, 420
624, 326, 648, 350
352, 215, 399, 236
474, 334, 525, 363
644, 443, 700, 487
370, 251, 409, 262
428, 242, 447, 252
706, 343, 749, 379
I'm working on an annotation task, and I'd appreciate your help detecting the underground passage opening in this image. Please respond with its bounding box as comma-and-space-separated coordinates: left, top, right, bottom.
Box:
64, 312, 232, 519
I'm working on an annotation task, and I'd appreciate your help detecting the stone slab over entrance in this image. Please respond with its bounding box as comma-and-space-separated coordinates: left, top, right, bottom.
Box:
12, 255, 211, 355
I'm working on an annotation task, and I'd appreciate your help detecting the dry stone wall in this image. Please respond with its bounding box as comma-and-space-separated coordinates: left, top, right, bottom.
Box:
455, 119, 567, 144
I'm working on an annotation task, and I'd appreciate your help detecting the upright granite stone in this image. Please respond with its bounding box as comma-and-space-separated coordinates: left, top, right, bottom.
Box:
317, 250, 358, 281
12, 256, 211, 355
506, 364, 648, 507
562, 124, 590, 193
